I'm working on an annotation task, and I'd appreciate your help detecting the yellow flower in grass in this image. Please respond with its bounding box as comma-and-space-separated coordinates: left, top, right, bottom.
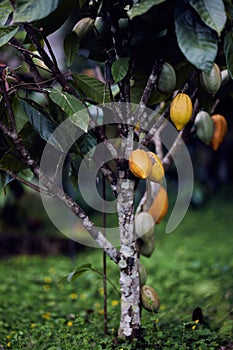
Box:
70, 293, 78, 300
7, 342, 11, 347
43, 284, 50, 291
95, 302, 101, 309
98, 309, 104, 315
99, 287, 104, 295
42, 312, 51, 320
44, 277, 52, 284
6, 335, 11, 340
67, 321, 73, 327
31, 323, 36, 329
111, 300, 119, 307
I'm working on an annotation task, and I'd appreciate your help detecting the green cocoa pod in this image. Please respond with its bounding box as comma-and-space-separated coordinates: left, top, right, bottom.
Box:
139, 234, 155, 258
139, 263, 147, 286
200, 63, 221, 96
194, 111, 214, 145
135, 212, 155, 242
157, 62, 176, 95
141, 285, 160, 312
73, 17, 94, 40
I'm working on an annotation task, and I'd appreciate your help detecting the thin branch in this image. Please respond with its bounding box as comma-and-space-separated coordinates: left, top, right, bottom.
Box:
3, 169, 50, 195
0, 79, 17, 131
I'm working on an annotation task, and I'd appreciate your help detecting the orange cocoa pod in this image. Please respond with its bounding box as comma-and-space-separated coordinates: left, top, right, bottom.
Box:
148, 186, 168, 224
210, 114, 227, 151
129, 149, 152, 179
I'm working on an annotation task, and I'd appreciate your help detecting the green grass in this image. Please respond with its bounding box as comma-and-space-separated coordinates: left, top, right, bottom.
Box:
0, 188, 233, 349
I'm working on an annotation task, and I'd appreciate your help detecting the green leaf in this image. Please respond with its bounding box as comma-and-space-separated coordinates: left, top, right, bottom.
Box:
20, 99, 66, 151
0, 26, 19, 47
73, 74, 111, 104
64, 32, 79, 67
175, 1, 218, 73
48, 90, 89, 132
0, 0, 13, 26
11, 96, 28, 132
127, 0, 166, 19
77, 132, 97, 159
224, 31, 233, 79
189, 0, 226, 35
13, 0, 60, 23
111, 57, 130, 83
0, 154, 26, 173
68, 263, 93, 282
33, 0, 78, 37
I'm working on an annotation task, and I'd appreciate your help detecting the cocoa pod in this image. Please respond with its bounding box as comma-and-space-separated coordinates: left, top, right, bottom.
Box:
139, 234, 156, 258
194, 111, 214, 145
73, 17, 94, 40
129, 149, 152, 179
170, 93, 193, 130
200, 63, 221, 96
141, 285, 160, 313
135, 212, 155, 241
147, 152, 164, 183
157, 62, 176, 95
139, 263, 147, 286
148, 186, 168, 224
210, 114, 227, 151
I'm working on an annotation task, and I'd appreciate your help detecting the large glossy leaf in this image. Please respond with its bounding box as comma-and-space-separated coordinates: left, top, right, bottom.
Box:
72, 74, 111, 104
0, 154, 26, 173
48, 90, 89, 132
13, 0, 60, 23
0, 0, 13, 26
64, 32, 79, 68
0, 26, 19, 47
224, 31, 233, 79
33, 0, 77, 37
189, 0, 226, 35
111, 57, 130, 83
175, 1, 218, 73
20, 99, 66, 152
127, 0, 166, 19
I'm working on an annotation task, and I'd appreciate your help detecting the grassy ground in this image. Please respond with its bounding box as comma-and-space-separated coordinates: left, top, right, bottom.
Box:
0, 188, 233, 349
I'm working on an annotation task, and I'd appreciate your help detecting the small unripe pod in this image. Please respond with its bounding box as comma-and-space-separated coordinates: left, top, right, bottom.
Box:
139, 234, 155, 258
157, 62, 176, 95
141, 285, 160, 312
147, 152, 164, 183
135, 212, 155, 241
194, 111, 214, 145
139, 263, 147, 286
73, 17, 94, 40
200, 63, 222, 96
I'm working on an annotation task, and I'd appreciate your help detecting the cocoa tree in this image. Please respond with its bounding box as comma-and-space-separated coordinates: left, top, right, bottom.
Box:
0, 0, 232, 340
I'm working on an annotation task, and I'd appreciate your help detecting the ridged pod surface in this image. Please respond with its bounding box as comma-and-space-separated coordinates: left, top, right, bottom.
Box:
135, 212, 155, 241
170, 93, 193, 130
141, 285, 160, 313
147, 152, 164, 183
148, 186, 168, 224
73, 17, 94, 40
129, 149, 152, 179
200, 63, 222, 96
210, 114, 227, 151
194, 111, 214, 145
157, 62, 176, 95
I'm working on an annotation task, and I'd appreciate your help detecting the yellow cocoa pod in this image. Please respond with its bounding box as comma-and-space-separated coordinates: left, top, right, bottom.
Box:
147, 152, 164, 183
135, 212, 155, 241
139, 234, 156, 258
170, 93, 193, 130
148, 186, 168, 224
139, 263, 147, 286
210, 114, 227, 151
73, 17, 94, 40
141, 285, 160, 313
200, 63, 222, 96
129, 149, 152, 179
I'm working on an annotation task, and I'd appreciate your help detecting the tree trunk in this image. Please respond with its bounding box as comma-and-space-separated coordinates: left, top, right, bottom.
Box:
117, 178, 141, 338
